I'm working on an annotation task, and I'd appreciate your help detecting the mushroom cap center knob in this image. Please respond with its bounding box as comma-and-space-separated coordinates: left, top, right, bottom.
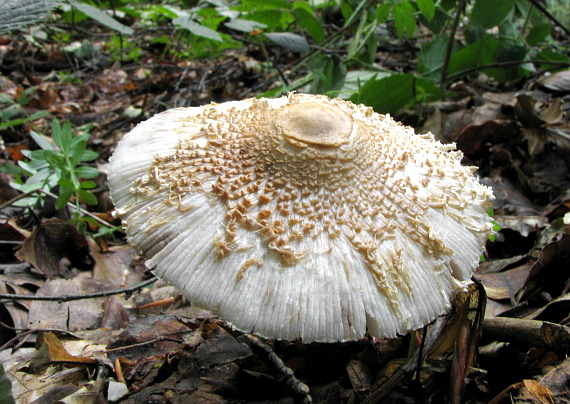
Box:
276, 102, 354, 147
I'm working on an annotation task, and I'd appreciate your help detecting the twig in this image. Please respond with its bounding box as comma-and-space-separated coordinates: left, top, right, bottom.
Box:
444, 60, 570, 83
440, 0, 467, 100
0, 190, 39, 212
39, 190, 113, 228
0, 189, 114, 229
483, 317, 570, 354
238, 334, 312, 404
528, 0, 570, 36
105, 335, 186, 353
0, 276, 159, 302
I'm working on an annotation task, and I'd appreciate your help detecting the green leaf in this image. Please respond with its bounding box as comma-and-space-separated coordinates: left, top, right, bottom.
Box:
224, 18, 266, 33
75, 166, 99, 179
243, 9, 293, 31
484, 42, 530, 82
418, 34, 451, 80
349, 74, 415, 114
27, 110, 50, 121
79, 180, 97, 189
43, 150, 66, 170
416, 0, 435, 21
24, 166, 53, 183
80, 150, 99, 162
52, 119, 73, 152
364, 30, 377, 65
448, 35, 499, 77
67, 0, 134, 35
393, 0, 416, 38
51, 118, 62, 146
30, 130, 55, 151
17, 86, 37, 105
70, 139, 87, 167
70, 133, 90, 149
336, 70, 383, 99
350, 74, 441, 113
471, 0, 515, 29
240, 0, 291, 10
174, 17, 222, 42
293, 7, 324, 43
346, 9, 377, 60
0, 103, 20, 121
536, 49, 570, 67
310, 55, 347, 95
29, 150, 47, 160
420, 7, 450, 34
55, 187, 74, 209
440, 0, 458, 10
0, 93, 15, 107
264, 32, 310, 52
0, 0, 63, 34
58, 177, 75, 189
376, 3, 391, 24
78, 189, 98, 205
0, 117, 27, 129
339, 0, 354, 22
526, 23, 551, 46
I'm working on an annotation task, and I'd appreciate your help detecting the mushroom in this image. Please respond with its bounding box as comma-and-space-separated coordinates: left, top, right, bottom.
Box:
108, 93, 494, 343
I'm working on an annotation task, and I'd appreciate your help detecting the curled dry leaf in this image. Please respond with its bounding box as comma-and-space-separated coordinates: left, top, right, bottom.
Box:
29, 332, 97, 374
15, 218, 93, 278
538, 69, 570, 93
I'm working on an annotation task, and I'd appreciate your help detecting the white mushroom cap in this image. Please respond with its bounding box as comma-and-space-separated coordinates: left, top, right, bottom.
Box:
108, 93, 494, 343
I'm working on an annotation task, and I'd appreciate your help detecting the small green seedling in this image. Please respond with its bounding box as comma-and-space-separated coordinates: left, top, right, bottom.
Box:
487, 208, 501, 242
14, 119, 100, 226
480, 208, 501, 261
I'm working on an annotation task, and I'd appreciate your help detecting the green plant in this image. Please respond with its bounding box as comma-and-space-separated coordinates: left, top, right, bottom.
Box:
12, 119, 100, 228
263, 0, 569, 113
0, 87, 50, 130
106, 33, 143, 62
67, 0, 133, 35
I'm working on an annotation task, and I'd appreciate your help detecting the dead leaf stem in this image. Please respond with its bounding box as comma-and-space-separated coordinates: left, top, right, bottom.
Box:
0, 276, 158, 302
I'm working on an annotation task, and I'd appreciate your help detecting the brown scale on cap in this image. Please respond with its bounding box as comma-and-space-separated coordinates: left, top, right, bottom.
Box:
109, 93, 493, 342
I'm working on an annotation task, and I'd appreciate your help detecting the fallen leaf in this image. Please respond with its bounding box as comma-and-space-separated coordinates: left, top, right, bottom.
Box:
28, 277, 117, 331
29, 332, 97, 373
540, 356, 570, 402
518, 379, 556, 404
538, 69, 570, 92
346, 359, 372, 392
16, 218, 94, 278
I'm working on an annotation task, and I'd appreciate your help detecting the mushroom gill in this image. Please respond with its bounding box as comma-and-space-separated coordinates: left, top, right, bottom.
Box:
108, 93, 494, 342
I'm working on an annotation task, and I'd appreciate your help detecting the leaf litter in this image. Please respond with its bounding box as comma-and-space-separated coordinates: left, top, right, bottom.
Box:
0, 16, 569, 404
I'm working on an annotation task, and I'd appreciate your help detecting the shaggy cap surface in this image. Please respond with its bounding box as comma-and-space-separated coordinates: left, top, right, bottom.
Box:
109, 93, 494, 342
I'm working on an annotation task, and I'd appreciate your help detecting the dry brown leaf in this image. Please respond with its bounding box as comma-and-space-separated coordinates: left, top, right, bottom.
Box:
0, 219, 29, 261
477, 261, 533, 302
519, 379, 556, 404
15, 218, 94, 278
540, 356, 570, 401
29, 332, 97, 373
538, 69, 570, 92
346, 359, 372, 392
88, 238, 138, 286
100, 297, 130, 330
106, 314, 196, 364
28, 277, 116, 331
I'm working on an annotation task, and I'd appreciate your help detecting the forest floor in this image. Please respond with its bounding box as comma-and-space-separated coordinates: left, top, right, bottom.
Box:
1, 16, 570, 404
